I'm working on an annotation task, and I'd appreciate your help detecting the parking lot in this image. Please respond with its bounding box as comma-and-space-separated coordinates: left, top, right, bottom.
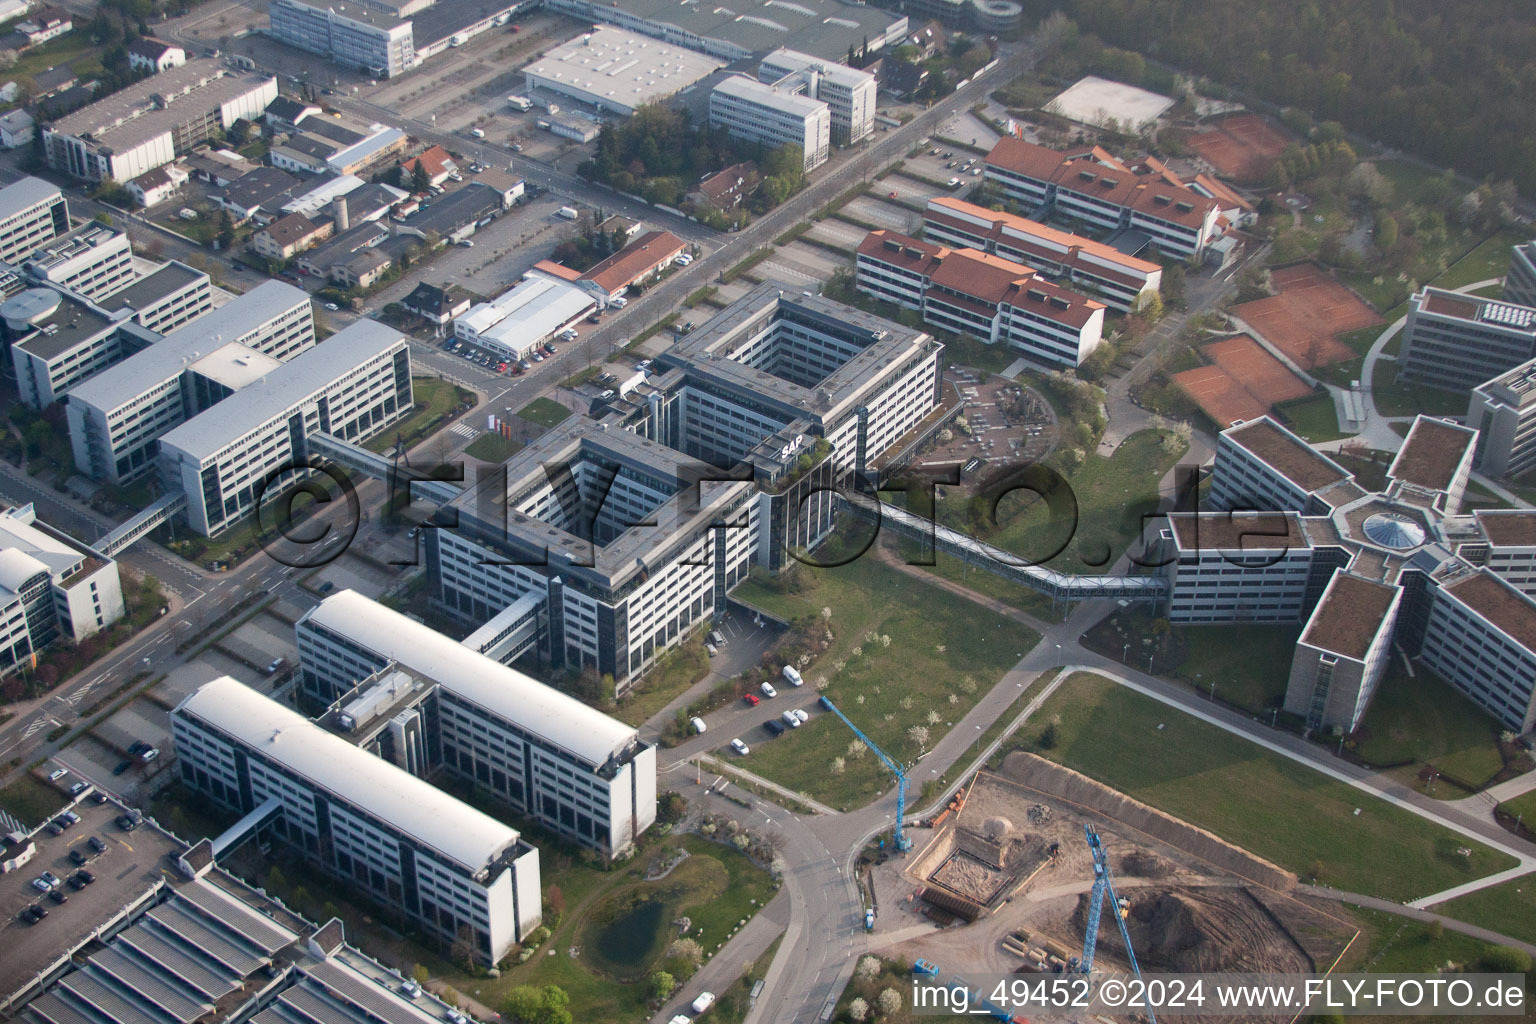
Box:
0, 792, 181, 996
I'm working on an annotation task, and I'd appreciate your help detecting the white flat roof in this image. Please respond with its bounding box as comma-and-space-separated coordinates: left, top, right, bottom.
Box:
712, 74, 828, 118
306, 589, 638, 768
158, 319, 404, 462
521, 25, 724, 112
0, 175, 60, 220
176, 676, 522, 873
1049, 75, 1175, 127
457, 275, 592, 339
188, 342, 283, 390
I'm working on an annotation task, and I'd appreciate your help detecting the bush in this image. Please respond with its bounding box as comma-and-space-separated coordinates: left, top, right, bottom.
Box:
1477, 945, 1532, 973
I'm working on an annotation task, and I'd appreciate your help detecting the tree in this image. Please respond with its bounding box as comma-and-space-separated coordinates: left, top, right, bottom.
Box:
906, 725, 929, 752
1375, 214, 1398, 253
650, 971, 676, 1001
412, 964, 431, 986
412, 162, 432, 195
848, 996, 870, 1022
503, 985, 571, 1024
217, 210, 235, 250
1478, 945, 1532, 973
546, 883, 565, 922
875, 987, 902, 1016
855, 955, 881, 980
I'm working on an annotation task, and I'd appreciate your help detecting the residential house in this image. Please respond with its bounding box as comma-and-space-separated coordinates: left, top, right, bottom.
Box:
126, 37, 186, 74
252, 212, 334, 262
402, 282, 471, 335
400, 144, 456, 187
690, 161, 759, 213
0, 108, 32, 148
16, 4, 68, 44
127, 164, 188, 207
264, 95, 320, 134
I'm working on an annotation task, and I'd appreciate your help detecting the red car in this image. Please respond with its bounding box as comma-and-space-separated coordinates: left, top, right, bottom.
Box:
743, 693, 760, 707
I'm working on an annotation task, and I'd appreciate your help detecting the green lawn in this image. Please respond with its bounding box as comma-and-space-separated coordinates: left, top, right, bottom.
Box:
611, 640, 710, 727
0, 775, 64, 827
924, 668, 1061, 805
10, 32, 106, 83
902, 540, 1064, 623
1437, 877, 1536, 947
1352, 665, 1505, 791
731, 556, 1035, 810
517, 397, 572, 429
463, 432, 522, 463
1498, 789, 1536, 832
955, 429, 1188, 575
1276, 392, 1349, 442
363, 378, 470, 454
1342, 905, 1505, 974
1431, 229, 1526, 292
1370, 359, 1469, 418
1012, 672, 1517, 901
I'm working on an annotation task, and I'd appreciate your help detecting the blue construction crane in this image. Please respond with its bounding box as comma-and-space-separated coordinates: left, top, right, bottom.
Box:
819, 696, 911, 851
1079, 826, 1156, 1023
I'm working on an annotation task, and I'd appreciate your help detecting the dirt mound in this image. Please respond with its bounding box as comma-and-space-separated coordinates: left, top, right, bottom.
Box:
1075, 887, 1313, 975
1116, 849, 1172, 879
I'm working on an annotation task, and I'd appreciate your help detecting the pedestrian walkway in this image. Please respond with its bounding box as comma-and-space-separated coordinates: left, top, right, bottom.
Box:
697, 754, 840, 816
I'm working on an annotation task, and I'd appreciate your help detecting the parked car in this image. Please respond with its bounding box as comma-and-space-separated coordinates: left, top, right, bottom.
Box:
47, 768, 67, 781
89, 791, 107, 805
69, 849, 87, 866
729, 739, 749, 756
45, 822, 63, 836
689, 717, 707, 734
47, 889, 67, 905
67, 874, 86, 890
68, 782, 86, 796
470, 128, 486, 139
759, 681, 777, 699
764, 719, 785, 737
742, 693, 760, 707
74, 869, 94, 885
781, 710, 801, 729
88, 836, 106, 853
400, 980, 423, 999
266, 657, 285, 674
691, 993, 715, 1015
705, 641, 716, 657
324, 302, 340, 311
782, 665, 803, 687
792, 708, 809, 725
946, 177, 961, 188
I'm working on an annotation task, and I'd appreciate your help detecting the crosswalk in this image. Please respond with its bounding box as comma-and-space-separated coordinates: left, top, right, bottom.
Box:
450, 422, 480, 440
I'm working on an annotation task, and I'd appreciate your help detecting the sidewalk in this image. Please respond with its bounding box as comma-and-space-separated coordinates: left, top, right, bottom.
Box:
697, 754, 839, 816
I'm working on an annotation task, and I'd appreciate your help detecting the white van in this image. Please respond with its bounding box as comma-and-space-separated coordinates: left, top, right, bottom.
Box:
781, 710, 801, 729
690, 716, 707, 734
470, 128, 486, 139
609, 295, 627, 309
782, 665, 803, 687
691, 993, 715, 1014
557, 206, 579, 220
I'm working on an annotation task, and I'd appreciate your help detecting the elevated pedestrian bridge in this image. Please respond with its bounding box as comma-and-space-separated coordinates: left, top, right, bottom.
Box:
844, 496, 1167, 604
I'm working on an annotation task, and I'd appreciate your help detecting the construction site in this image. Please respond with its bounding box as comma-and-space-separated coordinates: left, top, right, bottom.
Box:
866, 752, 1360, 1016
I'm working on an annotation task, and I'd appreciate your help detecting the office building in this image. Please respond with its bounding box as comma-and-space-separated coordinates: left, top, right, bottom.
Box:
0, 176, 67, 264
1504, 241, 1536, 309
757, 49, 876, 146
1399, 287, 1536, 392
543, 0, 907, 63
7, 288, 161, 408
97, 259, 215, 335
42, 59, 277, 182
173, 675, 542, 963
1158, 413, 1536, 734
856, 229, 1106, 368
430, 421, 760, 691
923, 196, 1163, 312
22, 222, 133, 301
65, 281, 314, 484
983, 136, 1221, 259
453, 274, 593, 361
1207, 416, 1360, 514
157, 320, 412, 534
520, 26, 724, 116
298, 589, 658, 856
0, 502, 123, 679
1283, 569, 1402, 733
709, 75, 831, 171
1469, 357, 1536, 479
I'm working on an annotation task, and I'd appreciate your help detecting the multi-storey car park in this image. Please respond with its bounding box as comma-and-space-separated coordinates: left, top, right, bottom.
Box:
157, 319, 413, 535
65, 280, 315, 485
0, 502, 124, 678
172, 675, 543, 965
1155, 412, 1536, 735
296, 588, 657, 856
855, 229, 1107, 368
42, 59, 277, 183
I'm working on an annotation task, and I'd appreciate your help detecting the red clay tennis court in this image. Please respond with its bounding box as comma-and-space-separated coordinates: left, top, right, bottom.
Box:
1187, 114, 1292, 183
1232, 265, 1382, 369
1172, 334, 1312, 427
